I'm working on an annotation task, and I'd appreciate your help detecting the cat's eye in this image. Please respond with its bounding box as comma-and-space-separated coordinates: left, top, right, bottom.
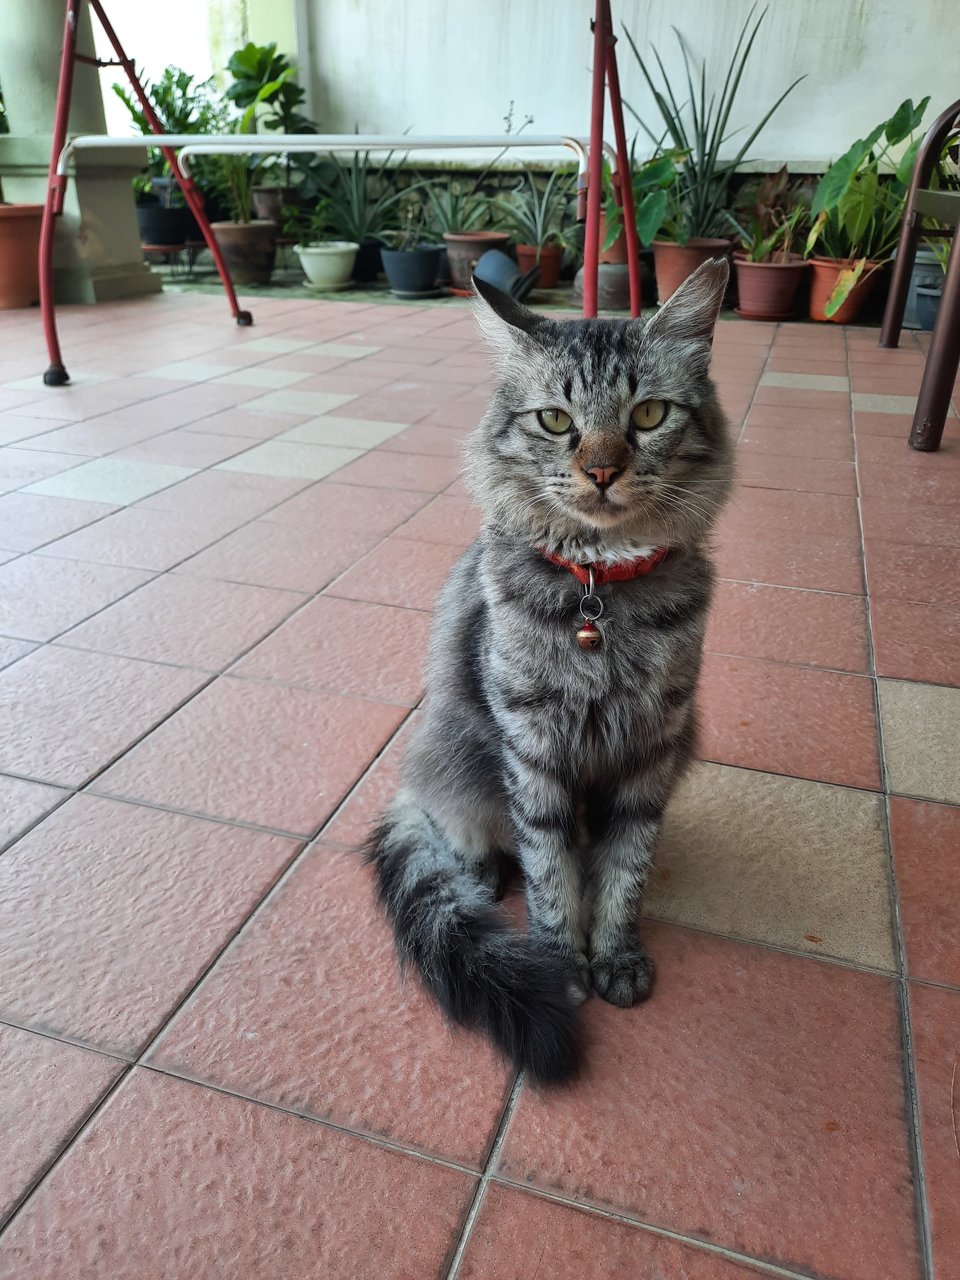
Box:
631, 399, 667, 431
537, 407, 573, 435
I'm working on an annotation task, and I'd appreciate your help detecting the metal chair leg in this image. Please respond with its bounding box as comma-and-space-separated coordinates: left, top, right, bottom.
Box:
909, 230, 960, 451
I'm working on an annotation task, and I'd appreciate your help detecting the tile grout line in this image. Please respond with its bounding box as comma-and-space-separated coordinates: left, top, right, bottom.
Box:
442, 1070, 525, 1280
487, 1177, 820, 1280
847, 327, 935, 1280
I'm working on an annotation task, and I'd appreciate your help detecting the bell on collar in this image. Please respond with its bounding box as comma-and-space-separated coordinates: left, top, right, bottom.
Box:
576, 620, 603, 650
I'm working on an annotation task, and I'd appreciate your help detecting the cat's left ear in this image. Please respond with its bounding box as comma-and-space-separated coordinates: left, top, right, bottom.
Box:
472, 276, 545, 359
640, 257, 729, 351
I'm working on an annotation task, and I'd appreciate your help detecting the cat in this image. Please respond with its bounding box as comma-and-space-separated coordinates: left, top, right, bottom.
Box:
367, 258, 733, 1084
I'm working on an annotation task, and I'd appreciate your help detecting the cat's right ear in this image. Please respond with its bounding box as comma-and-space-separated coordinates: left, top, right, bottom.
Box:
472, 276, 544, 359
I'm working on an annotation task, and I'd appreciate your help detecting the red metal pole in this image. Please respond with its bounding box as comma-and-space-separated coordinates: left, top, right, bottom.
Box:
583, 0, 608, 318
39, 0, 83, 385
603, 2, 642, 318
87, 0, 251, 325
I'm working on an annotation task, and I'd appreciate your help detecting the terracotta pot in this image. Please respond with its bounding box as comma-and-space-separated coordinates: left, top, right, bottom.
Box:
733, 254, 807, 320
210, 221, 277, 286
598, 211, 628, 264
0, 204, 44, 309
652, 238, 730, 303
443, 231, 510, 290
251, 185, 300, 224
516, 243, 563, 288
808, 257, 880, 323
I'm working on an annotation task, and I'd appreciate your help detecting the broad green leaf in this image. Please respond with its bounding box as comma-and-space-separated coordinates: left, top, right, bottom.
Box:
824, 258, 867, 318
805, 210, 828, 257
634, 154, 677, 191
885, 96, 929, 146
636, 189, 668, 245
812, 138, 870, 216
895, 137, 922, 186
841, 169, 878, 247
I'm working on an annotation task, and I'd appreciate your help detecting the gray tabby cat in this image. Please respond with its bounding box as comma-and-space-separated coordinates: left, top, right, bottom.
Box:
367, 259, 732, 1083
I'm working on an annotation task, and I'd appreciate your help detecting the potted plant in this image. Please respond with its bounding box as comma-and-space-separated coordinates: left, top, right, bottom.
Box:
727, 167, 811, 319
317, 149, 412, 282
599, 149, 684, 261
283, 198, 358, 290
224, 42, 315, 222
624, 6, 804, 301
113, 65, 229, 246
380, 202, 443, 297
0, 82, 43, 308
210, 72, 296, 286
493, 168, 574, 288
423, 178, 508, 292
805, 97, 929, 322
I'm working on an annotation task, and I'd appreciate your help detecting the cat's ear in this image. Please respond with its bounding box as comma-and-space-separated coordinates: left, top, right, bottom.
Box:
641, 257, 729, 350
472, 276, 544, 358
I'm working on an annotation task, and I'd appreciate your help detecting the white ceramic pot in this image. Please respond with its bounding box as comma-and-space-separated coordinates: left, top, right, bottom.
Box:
294, 241, 359, 289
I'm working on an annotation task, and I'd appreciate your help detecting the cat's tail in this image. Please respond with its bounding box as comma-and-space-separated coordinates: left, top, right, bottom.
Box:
365, 804, 582, 1085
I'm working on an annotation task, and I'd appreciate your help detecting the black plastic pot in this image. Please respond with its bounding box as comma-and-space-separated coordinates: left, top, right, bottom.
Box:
136, 204, 189, 247
353, 236, 385, 283
381, 245, 442, 295
915, 284, 942, 331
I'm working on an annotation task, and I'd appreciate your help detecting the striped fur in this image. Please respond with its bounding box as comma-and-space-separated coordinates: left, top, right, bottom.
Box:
367, 260, 733, 1083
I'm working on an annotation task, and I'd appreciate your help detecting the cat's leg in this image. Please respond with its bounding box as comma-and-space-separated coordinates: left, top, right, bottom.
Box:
586, 770, 667, 1007
504, 745, 590, 1002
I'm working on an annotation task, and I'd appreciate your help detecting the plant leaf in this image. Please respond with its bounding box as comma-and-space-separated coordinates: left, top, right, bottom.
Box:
895, 137, 922, 187
824, 258, 867, 318
885, 96, 930, 146
635, 189, 668, 245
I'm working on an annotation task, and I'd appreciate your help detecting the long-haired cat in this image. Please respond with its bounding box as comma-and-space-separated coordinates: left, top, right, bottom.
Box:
367, 259, 733, 1083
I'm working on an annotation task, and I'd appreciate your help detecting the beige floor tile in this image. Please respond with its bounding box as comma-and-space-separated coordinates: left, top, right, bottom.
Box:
760, 371, 850, 392
878, 679, 960, 803
646, 762, 895, 969
209, 368, 309, 389
23, 459, 195, 505
307, 343, 382, 358
215, 441, 362, 480
279, 417, 408, 448
137, 362, 236, 382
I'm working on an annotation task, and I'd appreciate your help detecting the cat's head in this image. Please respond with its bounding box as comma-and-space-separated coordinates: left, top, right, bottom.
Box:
466, 259, 733, 559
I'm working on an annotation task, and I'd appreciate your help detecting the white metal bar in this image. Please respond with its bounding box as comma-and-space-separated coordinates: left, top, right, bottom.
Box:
57, 132, 619, 178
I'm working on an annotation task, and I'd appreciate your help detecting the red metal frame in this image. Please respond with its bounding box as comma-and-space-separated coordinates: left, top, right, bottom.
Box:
40, 0, 249, 387
582, 0, 642, 318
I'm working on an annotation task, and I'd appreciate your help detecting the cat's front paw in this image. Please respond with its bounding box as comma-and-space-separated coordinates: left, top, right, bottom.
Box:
565, 951, 592, 1005
591, 948, 655, 1007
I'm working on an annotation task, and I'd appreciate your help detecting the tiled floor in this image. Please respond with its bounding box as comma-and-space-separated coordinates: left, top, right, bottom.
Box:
0, 289, 958, 1280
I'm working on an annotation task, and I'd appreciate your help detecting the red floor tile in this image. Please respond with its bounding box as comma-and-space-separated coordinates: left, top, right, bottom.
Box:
61, 574, 303, 671
706, 581, 869, 672
149, 844, 513, 1165
329, 394, 435, 424
0, 555, 154, 642
735, 451, 857, 495
327, 535, 466, 610
320, 715, 417, 849
752, 385, 851, 412
860, 496, 960, 547
95, 675, 406, 835
260, 479, 430, 537
171, 406, 312, 439
0, 795, 300, 1054
713, 530, 865, 595
461, 1184, 764, 1279
859, 461, 960, 505
112, 429, 251, 469
0, 492, 115, 553
0, 1069, 474, 1280
377, 423, 471, 456
175, 520, 378, 593
40, 505, 249, 572
393, 493, 482, 547
745, 404, 851, 432
0, 645, 205, 787
871, 597, 960, 686
739, 424, 853, 460
231, 595, 431, 704
865, 540, 960, 608
0, 774, 65, 850
330, 448, 463, 492
720, 488, 861, 541
0, 1024, 122, 1224
908, 984, 960, 1280
890, 798, 960, 988
499, 924, 919, 1280
138, 469, 310, 519
698, 651, 880, 788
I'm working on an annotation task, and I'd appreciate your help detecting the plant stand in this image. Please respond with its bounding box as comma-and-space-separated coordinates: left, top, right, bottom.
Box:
39, 0, 249, 387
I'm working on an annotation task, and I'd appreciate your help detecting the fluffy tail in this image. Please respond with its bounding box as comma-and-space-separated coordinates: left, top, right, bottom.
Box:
366, 805, 581, 1085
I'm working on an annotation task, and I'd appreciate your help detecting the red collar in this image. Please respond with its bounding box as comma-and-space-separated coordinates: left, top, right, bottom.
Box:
538, 546, 669, 586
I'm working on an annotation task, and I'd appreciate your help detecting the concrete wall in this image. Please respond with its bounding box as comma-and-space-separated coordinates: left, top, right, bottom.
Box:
97, 0, 951, 168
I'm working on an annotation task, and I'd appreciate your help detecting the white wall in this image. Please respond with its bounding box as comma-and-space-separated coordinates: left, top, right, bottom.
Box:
300, 0, 954, 168
96, 0, 954, 169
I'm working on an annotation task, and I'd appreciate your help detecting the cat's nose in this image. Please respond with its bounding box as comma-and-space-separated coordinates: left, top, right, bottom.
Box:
586, 465, 621, 490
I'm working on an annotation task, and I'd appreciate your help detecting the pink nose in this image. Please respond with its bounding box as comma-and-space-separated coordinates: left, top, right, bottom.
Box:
586, 465, 621, 489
